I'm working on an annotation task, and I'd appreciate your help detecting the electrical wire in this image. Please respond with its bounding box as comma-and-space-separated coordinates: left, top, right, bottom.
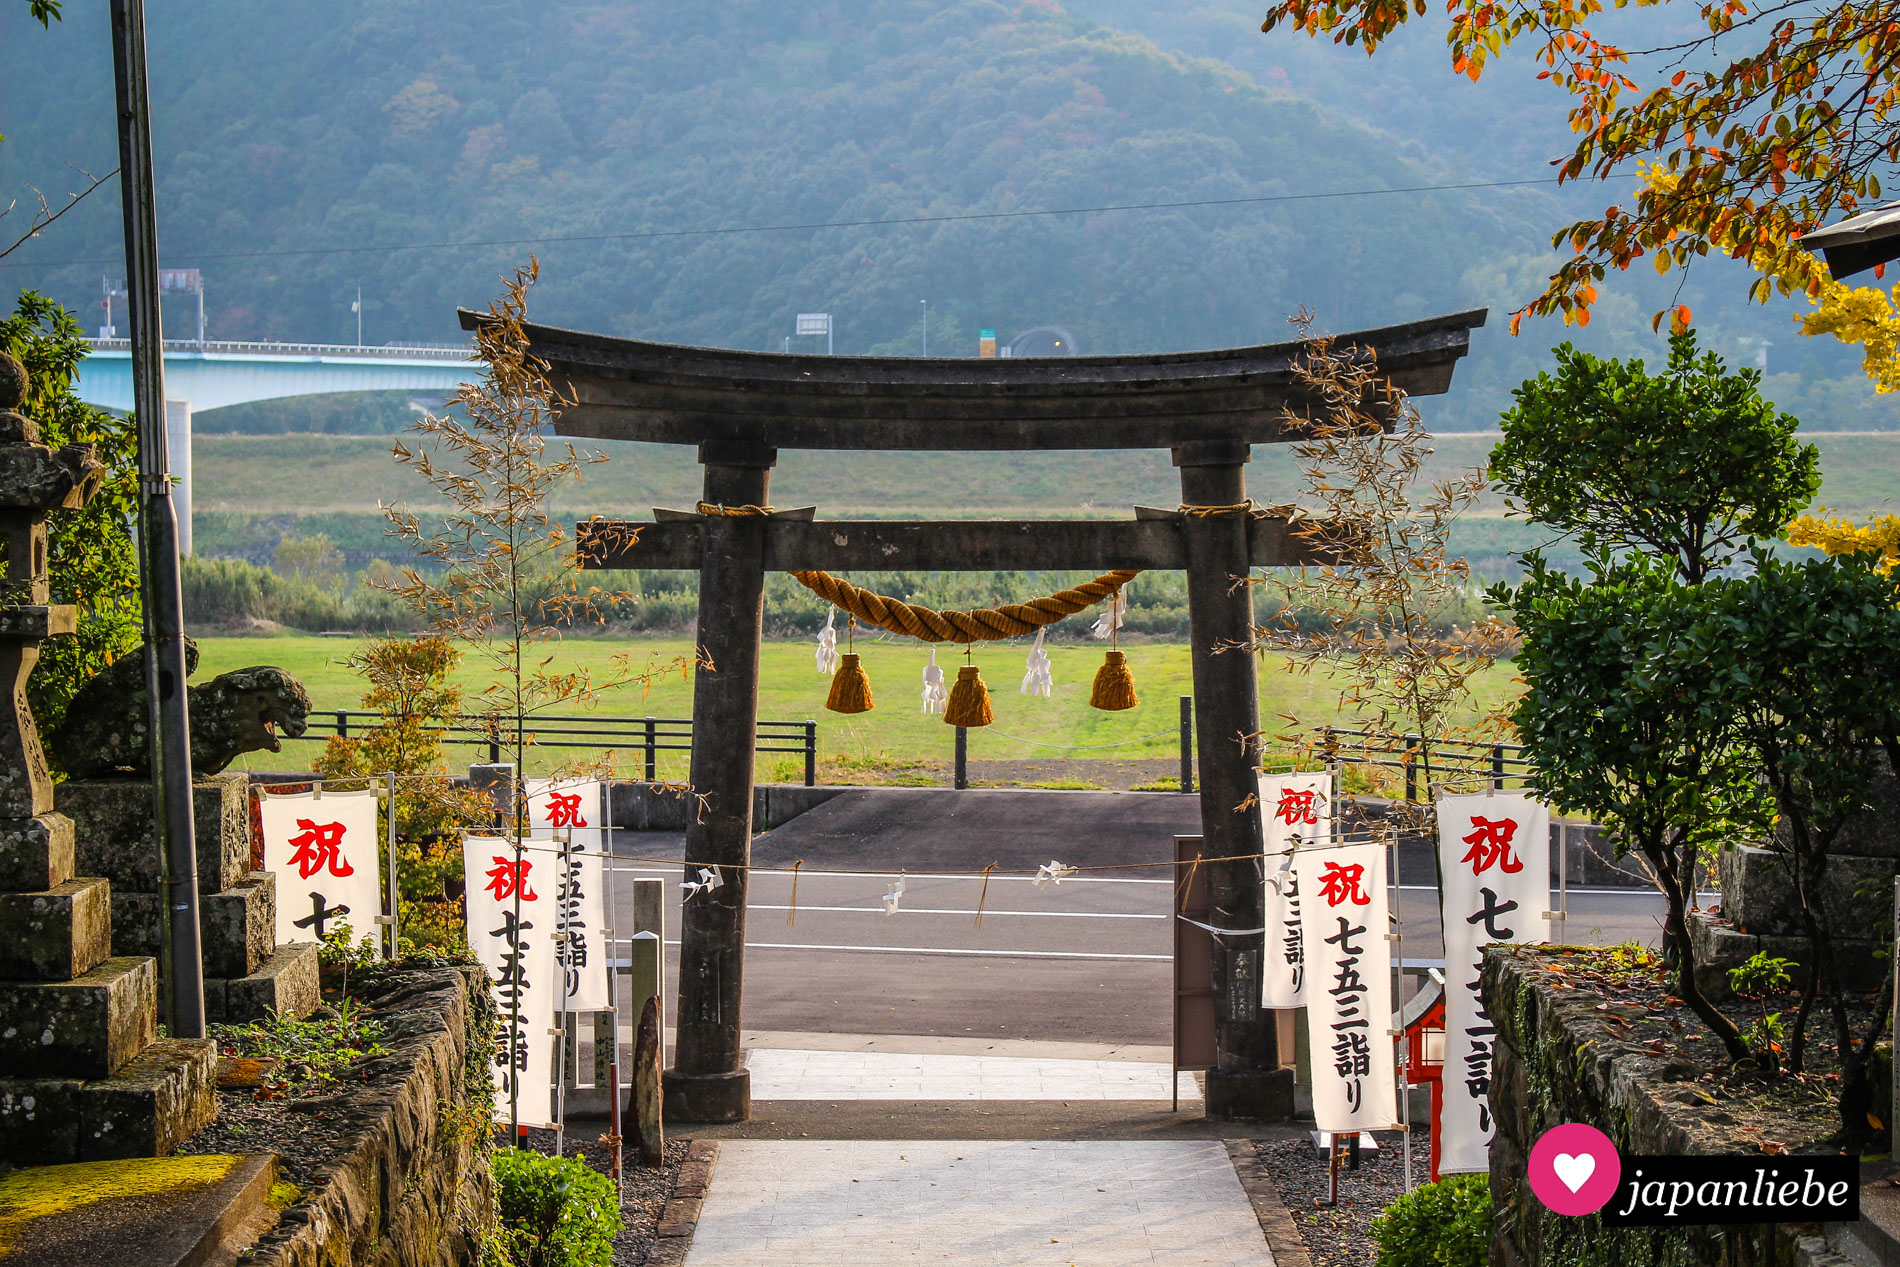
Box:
0, 175, 1560, 270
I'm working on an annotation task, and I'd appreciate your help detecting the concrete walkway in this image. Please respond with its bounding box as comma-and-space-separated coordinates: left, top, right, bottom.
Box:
676, 1036, 1280, 1265
684, 1139, 1276, 1267
744, 1048, 1201, 1102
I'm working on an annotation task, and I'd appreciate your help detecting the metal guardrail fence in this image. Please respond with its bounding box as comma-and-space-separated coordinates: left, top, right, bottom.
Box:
1315, 727, 1534, 801
293, 711, 821, 786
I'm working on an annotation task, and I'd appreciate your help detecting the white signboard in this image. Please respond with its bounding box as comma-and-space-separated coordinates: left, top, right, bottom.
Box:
464, 835, 559, 1129
524, 779, 610, 1011
259, 789, 385, 951
1436, 792, 1551, 1173
1259, 771, 1333, 1008
1296, 841, 1398, 1134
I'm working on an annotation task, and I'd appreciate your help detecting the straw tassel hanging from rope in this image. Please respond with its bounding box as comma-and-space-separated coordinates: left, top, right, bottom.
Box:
943, 655, 993, 728
1089, 583, 1138, 711
826, 617, 873, 714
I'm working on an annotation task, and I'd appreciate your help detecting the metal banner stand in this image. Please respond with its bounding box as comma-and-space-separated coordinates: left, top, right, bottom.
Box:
381, 772, 399, 959
1389, 825, 1412, 1193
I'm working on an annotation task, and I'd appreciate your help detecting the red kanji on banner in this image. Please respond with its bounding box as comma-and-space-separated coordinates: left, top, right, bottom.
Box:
1317, 860, 1372, 907
1275, 788, 1321, 827
544, 792, 587, 830
1460, 816, 1525, 875
485, 857, 537, 902
287, 820, 354, 880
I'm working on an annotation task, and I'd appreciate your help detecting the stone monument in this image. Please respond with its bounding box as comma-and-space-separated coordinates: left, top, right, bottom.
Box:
47, 641, 322, 1023
0, 350, 216, 1165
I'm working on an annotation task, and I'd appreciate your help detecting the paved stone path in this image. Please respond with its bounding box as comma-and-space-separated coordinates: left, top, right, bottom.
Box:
744, 1048, 1201, 1102
684, 1139, 1276, 1266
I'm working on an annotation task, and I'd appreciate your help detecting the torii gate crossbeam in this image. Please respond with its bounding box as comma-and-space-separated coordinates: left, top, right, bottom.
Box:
465, 306, 1487, 1124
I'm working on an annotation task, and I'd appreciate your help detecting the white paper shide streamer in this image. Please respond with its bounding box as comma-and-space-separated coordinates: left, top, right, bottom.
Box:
816, 607, 840, 675
260, 789, 385, 951
1437, 792, 1550, 1173
921, 648, 947, 714
1295, 841, 1398, 1134
524, 779, 610, 1011
1258, 771, 1332, 1008
1020, 629, 1052, 697
463, 834, 559, 1128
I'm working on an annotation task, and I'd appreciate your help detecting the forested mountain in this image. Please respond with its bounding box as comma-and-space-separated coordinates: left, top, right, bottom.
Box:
2, 0, 1895, 430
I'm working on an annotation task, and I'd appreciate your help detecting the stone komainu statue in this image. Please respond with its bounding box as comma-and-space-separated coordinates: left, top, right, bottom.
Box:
49, 637, 311, 777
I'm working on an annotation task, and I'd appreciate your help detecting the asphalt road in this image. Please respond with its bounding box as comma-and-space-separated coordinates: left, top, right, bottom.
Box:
602, 790, 1677, 1045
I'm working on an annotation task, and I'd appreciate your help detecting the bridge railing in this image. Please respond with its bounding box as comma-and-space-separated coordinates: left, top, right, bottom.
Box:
292, 710, 821, 786
84, 336, 471, 360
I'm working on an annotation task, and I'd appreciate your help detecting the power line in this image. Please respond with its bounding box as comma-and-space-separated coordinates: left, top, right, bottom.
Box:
0, 174, 1560, 270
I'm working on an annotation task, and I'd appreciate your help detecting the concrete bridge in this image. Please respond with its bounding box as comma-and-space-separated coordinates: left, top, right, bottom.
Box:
73, 338, 473, 553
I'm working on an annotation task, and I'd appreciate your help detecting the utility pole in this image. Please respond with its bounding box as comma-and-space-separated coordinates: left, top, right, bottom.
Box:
111, 0, 205, 1040
353, 283, 362, 347
920, 299, 927, 357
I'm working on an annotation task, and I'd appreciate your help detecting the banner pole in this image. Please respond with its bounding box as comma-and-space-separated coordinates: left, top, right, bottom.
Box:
384, 771, 399, 960
1389, 816, 1412, 1193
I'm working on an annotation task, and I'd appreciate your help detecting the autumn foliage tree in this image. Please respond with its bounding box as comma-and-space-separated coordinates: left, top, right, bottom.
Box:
1260, 0, 1900, 332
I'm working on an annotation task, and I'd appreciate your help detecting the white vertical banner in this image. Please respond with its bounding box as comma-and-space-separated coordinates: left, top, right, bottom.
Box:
1259, 771, 1333, 1008
1296, 841, 1398, 1134
259, 789, 385, 950
1437, 792, 1551, 1173
463, 835, 559, 1129
525, 780, 611, 1011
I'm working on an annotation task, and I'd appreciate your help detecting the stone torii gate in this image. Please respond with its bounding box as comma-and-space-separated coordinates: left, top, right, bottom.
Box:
461, 306, 1486, 1123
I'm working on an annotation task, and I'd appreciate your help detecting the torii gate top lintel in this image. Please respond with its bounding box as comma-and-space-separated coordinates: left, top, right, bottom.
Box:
456, 307, 1486, 451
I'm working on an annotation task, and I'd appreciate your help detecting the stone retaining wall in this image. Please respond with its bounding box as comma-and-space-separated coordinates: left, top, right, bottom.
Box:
1483, 946, 1813, 1267
247, 964, 496, 1267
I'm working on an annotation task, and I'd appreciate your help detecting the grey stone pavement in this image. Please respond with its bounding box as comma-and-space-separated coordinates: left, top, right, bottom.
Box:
685, 1139, 1279, 1267
625, 788, 1656, 1264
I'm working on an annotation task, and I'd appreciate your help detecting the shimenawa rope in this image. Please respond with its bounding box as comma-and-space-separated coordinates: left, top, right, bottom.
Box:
788, 568, 1140, 643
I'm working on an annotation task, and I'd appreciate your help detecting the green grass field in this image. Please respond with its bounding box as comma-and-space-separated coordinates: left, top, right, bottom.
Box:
190, 431, 1900, 577
192, 431, 1900, 522
194, 634, 1523, 781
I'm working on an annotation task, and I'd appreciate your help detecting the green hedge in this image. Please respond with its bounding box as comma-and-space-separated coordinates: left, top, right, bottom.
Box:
1369, 1172, 1491, 1267
489, 1149, 621, 1267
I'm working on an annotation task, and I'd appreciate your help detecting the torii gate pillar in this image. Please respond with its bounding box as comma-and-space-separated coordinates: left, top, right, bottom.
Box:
662, 442, 776, 1123
1176, 439, 1292, 1119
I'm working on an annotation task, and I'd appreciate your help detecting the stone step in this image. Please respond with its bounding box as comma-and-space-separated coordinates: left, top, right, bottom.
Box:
0, 955, 156, 1078
1689, 911, 1887, 1000
0, 1037, 217, 1165
0, 811, 74, 892
1717, 843, 1896, 939
0, 875, 111, 979
60, 772, 251, 896
0, 1152, 279, 1265
205, 940, 320, 1024
112, 870, 276, 979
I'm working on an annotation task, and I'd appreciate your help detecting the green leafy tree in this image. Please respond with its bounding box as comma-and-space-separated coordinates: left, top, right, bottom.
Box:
1704, 553, 1900, 1143
1503, 556, 1769, 1063
1491, 334, 1820, 585
315, 635, 489, 952
2, 292, 141, 734
273, 532, 346, 595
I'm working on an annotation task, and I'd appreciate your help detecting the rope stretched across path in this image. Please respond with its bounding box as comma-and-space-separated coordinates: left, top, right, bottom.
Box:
697, 504, 1141, 642
787, 568, 1141, 643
